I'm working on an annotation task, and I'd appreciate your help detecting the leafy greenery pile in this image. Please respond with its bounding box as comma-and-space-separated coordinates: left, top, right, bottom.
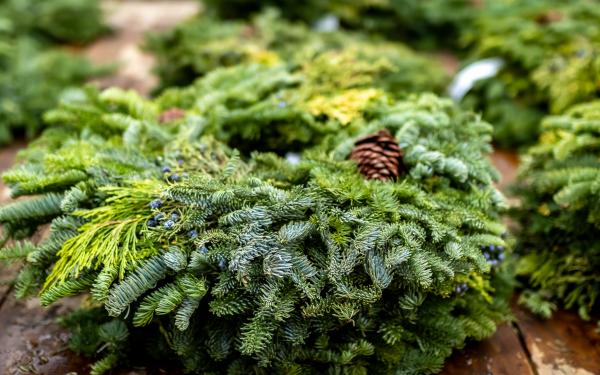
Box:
145, 10, 448, 94
195, 1, 600, 149
200, 0, 480, 49
461, 0, 600, 148
0, 66, 511, 373
513, 100, 600, 321
0, 0, 107, 144
0, 0, 107, 44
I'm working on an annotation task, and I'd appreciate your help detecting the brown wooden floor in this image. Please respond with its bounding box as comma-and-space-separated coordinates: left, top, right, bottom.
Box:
1, 2, 599, 374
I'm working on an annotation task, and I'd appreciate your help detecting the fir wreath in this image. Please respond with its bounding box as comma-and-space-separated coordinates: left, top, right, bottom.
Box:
145, 9, 448, 94
0, 0, 108, 144
0, 67, 511, 374
200, 0, 479, 50
461, 0, 600, 148
513, 100, 600, 321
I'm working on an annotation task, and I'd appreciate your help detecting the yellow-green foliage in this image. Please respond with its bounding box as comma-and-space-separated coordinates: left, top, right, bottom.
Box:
45, 183, 163, 289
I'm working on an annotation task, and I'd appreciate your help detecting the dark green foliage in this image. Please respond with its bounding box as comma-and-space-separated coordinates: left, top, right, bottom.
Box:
0, 0, 108, 144
0, 0, 107, 44
0, 80, 511, 373
145, 10, 448, 93
0, 38, 106, 144
513, 101, 600, 320
461, 0, 600, 148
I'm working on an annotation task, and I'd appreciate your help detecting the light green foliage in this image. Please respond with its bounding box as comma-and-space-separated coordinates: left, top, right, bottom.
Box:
146, 10, 448, 94
513, 100, 600, 320
0, 79, 511, 373
0, 0, 107, 144
461, 0, 600, 148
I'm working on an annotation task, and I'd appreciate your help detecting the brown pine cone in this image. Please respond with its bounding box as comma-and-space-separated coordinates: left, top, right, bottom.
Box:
349, 129, 405, 181
159, 108, 186, 123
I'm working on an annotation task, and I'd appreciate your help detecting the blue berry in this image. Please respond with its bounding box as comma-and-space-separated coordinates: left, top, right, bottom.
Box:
161, 166, 171, 173
278, 101, 287, 108
147, 219, 156, 227
189, 230, 198, 239
177, 159, 184, 166
171, 213, 179, 221
149, 199, 162, 209
169, 174, 180, 182
498, 252, 505, 261
199, 246, 208, 255
218, 259, 226, 269
154, 213, 164, 221
455, 283, 468, 294
164, 220, 175, 229
497, 246, 505, 251
489, 245, 496, 251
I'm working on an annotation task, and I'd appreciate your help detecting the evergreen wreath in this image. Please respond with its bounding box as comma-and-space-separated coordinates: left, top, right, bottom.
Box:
513, 100, 600, 321
0, 67, 511, 373
461, 0, 600, 148
1, 0, 107, 44
145, 9, 448, 94
0, 0, 108, 144
200, 0, 479, 50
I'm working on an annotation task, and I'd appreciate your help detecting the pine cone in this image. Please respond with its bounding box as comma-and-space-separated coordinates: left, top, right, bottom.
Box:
349, 129, 405, 181
159, 108, 186, 123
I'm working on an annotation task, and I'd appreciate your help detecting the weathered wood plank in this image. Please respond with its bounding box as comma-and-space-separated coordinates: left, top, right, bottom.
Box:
490, 149, 520, 190
441, 323, 535, 375
514, 304, 600, 375
0, 295, 91, 375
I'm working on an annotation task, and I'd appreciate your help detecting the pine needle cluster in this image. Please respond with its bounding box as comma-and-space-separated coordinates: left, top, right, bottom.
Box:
461, 0, 600, 148
145, 9, 448, 94
0, 0, 107, 144
512, 100, 600, 321
0, 72, 511, 373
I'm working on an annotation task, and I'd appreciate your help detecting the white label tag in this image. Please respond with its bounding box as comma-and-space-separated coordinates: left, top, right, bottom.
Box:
285, 152, 301, 165
448, 57, 505, 101
314, 14, 340, 33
